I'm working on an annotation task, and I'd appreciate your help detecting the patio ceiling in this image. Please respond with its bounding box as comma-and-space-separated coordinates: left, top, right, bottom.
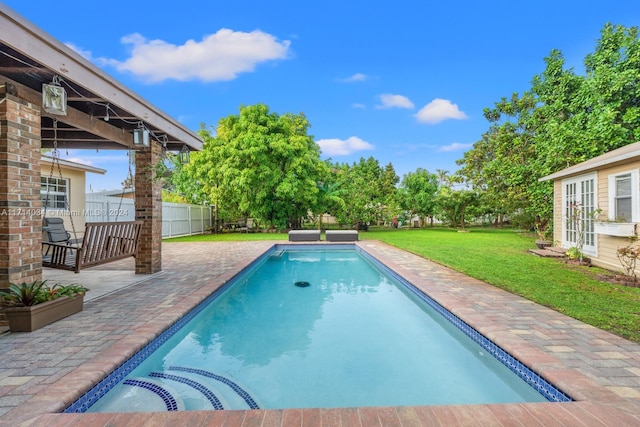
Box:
0, 4, 203, 153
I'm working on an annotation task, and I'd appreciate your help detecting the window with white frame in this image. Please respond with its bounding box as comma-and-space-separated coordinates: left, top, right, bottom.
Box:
608, 170, 639, 222
41, 176, 69, 210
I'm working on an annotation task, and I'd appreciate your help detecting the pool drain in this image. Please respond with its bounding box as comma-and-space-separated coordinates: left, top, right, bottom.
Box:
295, 281, 310, 288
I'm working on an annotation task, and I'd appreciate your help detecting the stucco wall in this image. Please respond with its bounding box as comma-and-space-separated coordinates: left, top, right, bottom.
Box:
40, 163, 87, 239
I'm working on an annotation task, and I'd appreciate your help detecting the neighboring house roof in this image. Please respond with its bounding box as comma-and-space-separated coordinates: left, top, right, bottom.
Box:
87, 189, 134, 197
539, 141, 640, 182
41, 155, 106, 175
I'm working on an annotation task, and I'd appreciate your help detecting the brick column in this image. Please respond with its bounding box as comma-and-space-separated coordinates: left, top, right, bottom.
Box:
134, 141, 163, 274
0, 84, 43, 286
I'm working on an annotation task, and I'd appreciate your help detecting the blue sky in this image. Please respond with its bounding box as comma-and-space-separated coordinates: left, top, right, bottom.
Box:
4, 1, 640, 191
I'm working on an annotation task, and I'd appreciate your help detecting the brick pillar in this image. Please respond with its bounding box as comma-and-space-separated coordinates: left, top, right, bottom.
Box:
0, 84, 43, 286
134, 141, 163, 274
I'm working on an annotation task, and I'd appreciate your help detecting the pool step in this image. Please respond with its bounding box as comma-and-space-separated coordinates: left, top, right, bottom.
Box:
116, 368, 260, 411
119, 378, 186, 411
167, 366, 260, 409
149, 372, 224, 410
270, 249, 285, 258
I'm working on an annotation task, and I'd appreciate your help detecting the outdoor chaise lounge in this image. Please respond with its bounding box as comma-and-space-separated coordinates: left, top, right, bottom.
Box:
288, 230, 321, 241
325, 230, 358, 242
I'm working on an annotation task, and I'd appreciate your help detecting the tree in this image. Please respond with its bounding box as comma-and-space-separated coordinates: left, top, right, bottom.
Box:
335, 157, 398, 229
173, 104, 322, 229
314, 178, 345, 230
435, 187, 479, 230
457, 23, 640, 227
397, 168, 439, 227
435, 169, 452, 187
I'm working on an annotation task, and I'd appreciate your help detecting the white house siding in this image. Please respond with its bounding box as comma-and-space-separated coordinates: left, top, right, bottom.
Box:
552, 161, 640, 274
594, 162, 640, 273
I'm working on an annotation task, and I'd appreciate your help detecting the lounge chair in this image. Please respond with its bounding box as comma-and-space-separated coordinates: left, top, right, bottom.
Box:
237, 218, 254, 233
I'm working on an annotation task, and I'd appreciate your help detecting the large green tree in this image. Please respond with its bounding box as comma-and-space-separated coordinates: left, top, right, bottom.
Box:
457, 92, 539, 218
457, 23, 640, 226
174, 104, 323, 229
434, 187, 480, 230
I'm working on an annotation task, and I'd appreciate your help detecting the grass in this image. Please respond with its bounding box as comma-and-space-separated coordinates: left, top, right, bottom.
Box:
165, 227, 640, 343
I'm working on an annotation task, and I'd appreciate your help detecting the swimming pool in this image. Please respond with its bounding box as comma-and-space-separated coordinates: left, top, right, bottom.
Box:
66, 244, 570, 412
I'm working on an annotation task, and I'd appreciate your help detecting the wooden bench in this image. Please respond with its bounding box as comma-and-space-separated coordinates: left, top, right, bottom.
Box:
42, 221, 142, 273
325, 230, 358, 242
288, 230, 321, 242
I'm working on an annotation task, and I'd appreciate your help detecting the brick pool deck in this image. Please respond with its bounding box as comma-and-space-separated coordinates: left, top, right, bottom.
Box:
1, 241, 639, 426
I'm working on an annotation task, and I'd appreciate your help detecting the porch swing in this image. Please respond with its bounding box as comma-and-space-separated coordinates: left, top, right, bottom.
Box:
42, 119, 142, 273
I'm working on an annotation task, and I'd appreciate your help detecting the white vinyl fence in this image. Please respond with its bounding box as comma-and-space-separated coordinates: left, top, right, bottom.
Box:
85, 195, 212, 238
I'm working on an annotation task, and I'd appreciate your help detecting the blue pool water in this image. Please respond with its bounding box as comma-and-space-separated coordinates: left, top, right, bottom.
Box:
69, 245, 570, 412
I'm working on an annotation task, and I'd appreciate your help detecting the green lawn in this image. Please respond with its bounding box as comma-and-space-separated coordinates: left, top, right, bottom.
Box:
165, 227, 640, 343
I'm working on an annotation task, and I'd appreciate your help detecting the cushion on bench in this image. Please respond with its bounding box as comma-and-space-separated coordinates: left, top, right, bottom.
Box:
288, 230, 321, 241
325, 230, 358, 241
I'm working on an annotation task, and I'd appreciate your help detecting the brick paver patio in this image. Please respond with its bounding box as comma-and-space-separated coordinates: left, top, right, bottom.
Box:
1, 241, 639, 426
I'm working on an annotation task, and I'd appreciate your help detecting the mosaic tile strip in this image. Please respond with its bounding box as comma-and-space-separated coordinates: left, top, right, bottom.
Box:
357, 246, 573, 403
149, 372, 224, 410
122, 379, 179, 411
168, 366, 260, 409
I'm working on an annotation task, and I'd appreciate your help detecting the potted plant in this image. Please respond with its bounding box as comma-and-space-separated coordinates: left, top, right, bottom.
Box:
0, 280, 88, 332
534, 221, 552, 249
564, 246, 591, 266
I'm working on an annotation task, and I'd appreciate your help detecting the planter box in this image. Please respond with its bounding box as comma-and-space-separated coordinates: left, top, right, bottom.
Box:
594, 222, 636, 237
535, 240, 552, 249
4, 294, 84, 332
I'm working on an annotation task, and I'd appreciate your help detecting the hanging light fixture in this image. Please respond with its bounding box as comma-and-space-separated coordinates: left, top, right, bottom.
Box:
179, 144, 190, 164
132, 124, 150, 147
42, 76, 67, 115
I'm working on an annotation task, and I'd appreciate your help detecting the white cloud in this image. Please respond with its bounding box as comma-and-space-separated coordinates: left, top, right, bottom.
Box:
316, 136, 374, 156
66, 43, 93, 61
103, 29, 291, 83
338, 73, 368, 83
59, 150, 129, 165
64, 157, 94, 166
376, 94, 414, 109
414, 98, 468, 124
438, 142, 472, 152
352, 103, 366, 109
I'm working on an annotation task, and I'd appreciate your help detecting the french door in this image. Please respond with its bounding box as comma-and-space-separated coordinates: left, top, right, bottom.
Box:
562, 174, 596, 255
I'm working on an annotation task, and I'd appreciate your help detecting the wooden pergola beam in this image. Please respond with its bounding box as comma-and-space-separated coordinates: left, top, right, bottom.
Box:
1, 76, 134, 148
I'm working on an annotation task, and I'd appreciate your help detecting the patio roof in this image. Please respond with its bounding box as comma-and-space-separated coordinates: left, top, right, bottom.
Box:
0, 4, 203, 153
